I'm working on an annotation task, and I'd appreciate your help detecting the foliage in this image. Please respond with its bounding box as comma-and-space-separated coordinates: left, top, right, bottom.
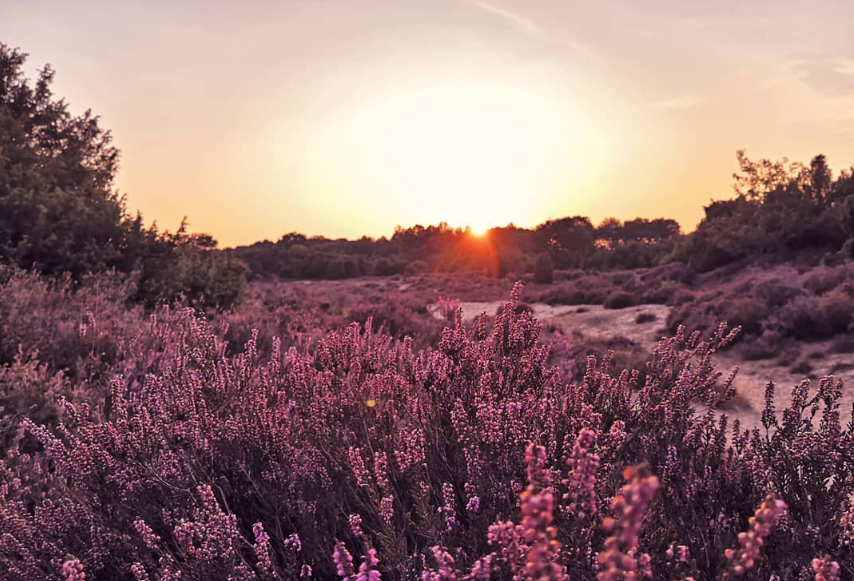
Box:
672, 151, 854, 271
0, 43, 246, 309
533, 253, 554, 284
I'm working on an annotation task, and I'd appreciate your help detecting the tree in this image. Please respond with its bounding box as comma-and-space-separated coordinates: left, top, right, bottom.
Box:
0, 43, 125, 278
534, 216, 595, 267
533, 252, 554, 284
0, 43, 246, 309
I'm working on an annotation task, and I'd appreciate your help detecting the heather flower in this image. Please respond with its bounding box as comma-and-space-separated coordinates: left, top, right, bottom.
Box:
356, 548, 381, 581
333, 542, 355, 579
441, 482, 457, 532
519, 443, 567, 581
564, 427, 600, 519
130, 563, 150, 581
466, 495, 481, 514
252, 522, 272, 573
422, 546, 456, 581
373, 451, 390, 492
380, 496, 394, 525
598, 465, 660, 581
349, 447, 370, 488
812, 556, 840, 581
724, 494, 787, 576
134, 518, 161, 550
349, 514, 364, 538
62, 558, 86, 581
301, 563, 313, 578
284, 533, 302, 553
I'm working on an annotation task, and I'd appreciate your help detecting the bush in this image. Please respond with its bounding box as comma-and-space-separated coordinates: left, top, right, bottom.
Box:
779, 289, 854, 339
723, 298, 768, 336
603, 291, 635, 309
635, 312, 657, 324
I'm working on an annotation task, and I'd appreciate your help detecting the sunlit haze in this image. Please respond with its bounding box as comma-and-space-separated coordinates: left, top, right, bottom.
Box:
4, 0, 853, 246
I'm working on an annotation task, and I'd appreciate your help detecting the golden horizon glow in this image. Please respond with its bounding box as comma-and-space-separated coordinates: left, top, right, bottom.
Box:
468, 223, 489, 236
297, 82, 593, 239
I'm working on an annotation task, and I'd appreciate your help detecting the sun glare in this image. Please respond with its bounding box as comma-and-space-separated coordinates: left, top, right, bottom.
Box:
468, 221, 490, 236
302, 82, 586, 234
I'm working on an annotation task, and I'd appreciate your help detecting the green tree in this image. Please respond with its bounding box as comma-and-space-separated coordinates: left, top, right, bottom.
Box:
0, 43, 125, 278
0, 43, 246, 309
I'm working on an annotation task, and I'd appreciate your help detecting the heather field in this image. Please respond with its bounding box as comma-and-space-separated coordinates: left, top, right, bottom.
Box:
2, 265, 854, 581
4, 7, 854, 580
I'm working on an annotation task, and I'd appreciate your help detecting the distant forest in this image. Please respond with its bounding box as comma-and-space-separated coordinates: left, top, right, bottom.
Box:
231, 150, 854, 281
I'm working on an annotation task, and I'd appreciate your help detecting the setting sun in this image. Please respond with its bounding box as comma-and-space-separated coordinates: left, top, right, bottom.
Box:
300, 82, 593, 233
468, 222, 490, 236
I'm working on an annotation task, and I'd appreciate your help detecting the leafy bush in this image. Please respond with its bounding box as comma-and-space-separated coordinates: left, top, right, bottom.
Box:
603, 291, 635, 309
635, 312, 657, 324
779, 289, 854, 340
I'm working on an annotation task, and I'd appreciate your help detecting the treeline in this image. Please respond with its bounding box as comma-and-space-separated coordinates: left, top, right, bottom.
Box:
233, 151, 854, 281
230, 217, 682, 280
0, 43, 246, 309
672, 151, 854, 271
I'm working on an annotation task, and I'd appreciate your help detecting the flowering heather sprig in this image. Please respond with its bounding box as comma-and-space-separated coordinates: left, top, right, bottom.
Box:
134, 518, 161, 551
333, 542, 355, 579
812, 556, 840, 581
61, 558, 85, 581
519, 443, 567, 581
301, 563, 313, 578
564, 428, 600, 519
373, 452, 390, 492
441, 482, 457, 532
130, 563, 151, 581
252, 522, 272, 573
422, 546, 456, 581
349, 514, 364, 538
394, 426, 425, 472
284, 533, 302, 553
466, 495, 480, 514
349, 448, 371, 488
355, 548, 381, 581
598, 465, 660, 581
724, 495, 787, 576
380, 496, 394, 525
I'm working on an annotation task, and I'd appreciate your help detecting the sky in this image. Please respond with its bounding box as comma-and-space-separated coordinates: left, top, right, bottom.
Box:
3, 0, 854, 247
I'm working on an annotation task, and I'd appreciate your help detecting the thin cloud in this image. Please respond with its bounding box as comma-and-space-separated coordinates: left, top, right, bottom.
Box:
465, 0, 599, 62
790, 56, 854, 98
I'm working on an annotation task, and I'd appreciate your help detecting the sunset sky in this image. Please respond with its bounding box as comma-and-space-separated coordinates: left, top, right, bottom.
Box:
3, 0, 853, 247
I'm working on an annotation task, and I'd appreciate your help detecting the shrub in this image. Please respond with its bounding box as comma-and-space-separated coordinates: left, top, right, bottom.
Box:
603, 291, 635, 309
723, 298, 768, 336
779, 289, 854, 339
635, 312, 657, 324
754, 278, 804, 308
